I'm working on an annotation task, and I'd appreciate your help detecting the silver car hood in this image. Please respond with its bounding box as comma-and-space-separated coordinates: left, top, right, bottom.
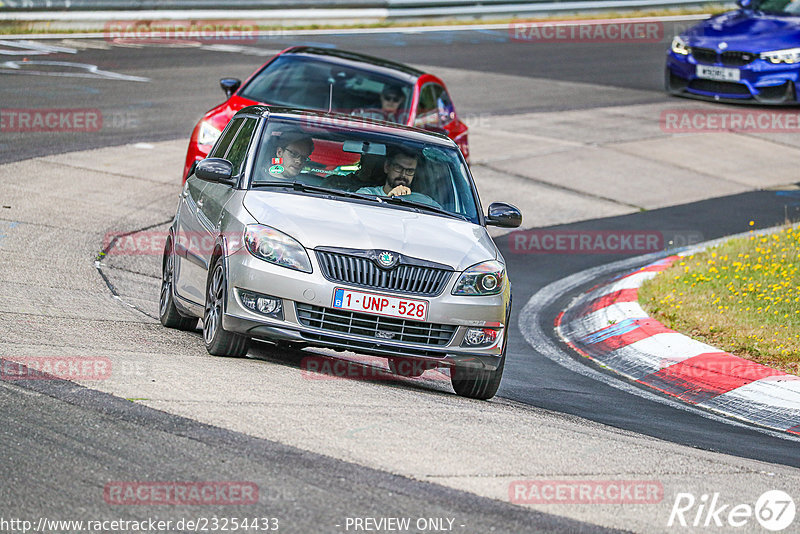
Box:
242, 191, 498, 271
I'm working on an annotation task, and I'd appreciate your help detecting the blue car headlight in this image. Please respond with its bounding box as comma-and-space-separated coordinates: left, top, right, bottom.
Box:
244, 225, 312, 273
671, 36, 690, 56
760, 48, 800, 64
452, 260, 505, 296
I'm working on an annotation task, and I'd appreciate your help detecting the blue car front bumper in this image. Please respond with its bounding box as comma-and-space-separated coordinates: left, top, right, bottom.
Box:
666, 50, 800, 104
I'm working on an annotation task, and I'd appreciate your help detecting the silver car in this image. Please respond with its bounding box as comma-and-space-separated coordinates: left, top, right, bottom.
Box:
160, 105, 521, 399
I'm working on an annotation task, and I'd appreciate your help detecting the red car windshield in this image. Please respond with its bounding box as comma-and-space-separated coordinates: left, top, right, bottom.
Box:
239, 56, 413, 124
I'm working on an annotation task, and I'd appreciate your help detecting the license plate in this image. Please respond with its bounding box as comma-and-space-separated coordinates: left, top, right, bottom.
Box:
332, 288, 428, 322
696, 65, 740, 82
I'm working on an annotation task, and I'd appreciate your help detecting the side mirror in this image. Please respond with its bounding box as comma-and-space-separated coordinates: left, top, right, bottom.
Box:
736, 0, 754, 8
486, 202, 522, 228
196, 158, 235, 185
220, 78, 241, 98
437, 97, 455, 126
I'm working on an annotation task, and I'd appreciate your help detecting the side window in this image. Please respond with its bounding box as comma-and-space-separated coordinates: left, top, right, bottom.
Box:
436, 90, 455, 126
414, 84, 444, 128
223, 118, 257, 176
209, 118, 243, 159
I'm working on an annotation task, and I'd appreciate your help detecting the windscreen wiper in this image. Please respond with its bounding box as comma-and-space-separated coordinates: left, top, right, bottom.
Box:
379, 195, 467, 220
251, 181, 381, 202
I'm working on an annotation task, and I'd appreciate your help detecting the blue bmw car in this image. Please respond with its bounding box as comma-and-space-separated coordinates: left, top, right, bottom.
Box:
666, 0, 800, 104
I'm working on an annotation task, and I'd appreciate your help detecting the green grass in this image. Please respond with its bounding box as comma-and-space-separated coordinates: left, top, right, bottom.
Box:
639, 225, 800, 375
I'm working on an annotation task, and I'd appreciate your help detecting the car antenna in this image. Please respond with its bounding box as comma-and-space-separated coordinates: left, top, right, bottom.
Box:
327, 83, 333, 113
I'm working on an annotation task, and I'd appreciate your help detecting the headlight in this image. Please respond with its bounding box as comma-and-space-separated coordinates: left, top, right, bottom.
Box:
197, 121, 222, 146
760, 48, 800, 64
671, 36, 690, 56
244, 225, 312, 273
452, 260, 505, 296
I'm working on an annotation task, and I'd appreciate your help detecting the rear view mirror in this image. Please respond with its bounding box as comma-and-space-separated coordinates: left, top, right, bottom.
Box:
220, 78, 241, 98
342, 140, 386, 156
196, 158, 236, 185
486, 202, 522, 228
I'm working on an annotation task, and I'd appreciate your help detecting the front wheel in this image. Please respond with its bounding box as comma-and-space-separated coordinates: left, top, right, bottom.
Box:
159, 238, 198, 331
203, 256, 250, 357
450, 350, 505, 400
451, 303, 510, 400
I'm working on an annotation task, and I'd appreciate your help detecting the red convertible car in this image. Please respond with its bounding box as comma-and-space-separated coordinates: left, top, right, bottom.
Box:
183, 46, 469, 181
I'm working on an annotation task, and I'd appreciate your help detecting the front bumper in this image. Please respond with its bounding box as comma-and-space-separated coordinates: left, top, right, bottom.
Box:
666, 52, 800, 105
221, 251, 509, 371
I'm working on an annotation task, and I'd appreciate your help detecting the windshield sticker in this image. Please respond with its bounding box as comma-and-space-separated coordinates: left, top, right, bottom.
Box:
269, 164, 284, 174
271, 157, 283, 165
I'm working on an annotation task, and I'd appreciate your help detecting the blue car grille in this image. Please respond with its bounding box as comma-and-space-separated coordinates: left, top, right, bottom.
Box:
722, 51, 756, 67
296, 303, 456, 346
691, 47, 718, 64
690, 47, 756, 67
689, 79, 751, 96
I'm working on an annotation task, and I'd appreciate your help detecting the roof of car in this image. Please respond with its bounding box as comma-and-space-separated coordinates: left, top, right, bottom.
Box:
281, 46, 426, 80
235, 105, 455, 147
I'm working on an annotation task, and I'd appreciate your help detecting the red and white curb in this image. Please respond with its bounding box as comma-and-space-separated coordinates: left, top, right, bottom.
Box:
556, 255, 800, 436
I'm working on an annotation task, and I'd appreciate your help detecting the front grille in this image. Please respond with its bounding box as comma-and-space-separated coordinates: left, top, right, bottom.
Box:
315, 249, 452, 297
296, 303, 456, 346
690, 47, 718, 65
691, 47, 755, 67
688, 79, 752, 96
721, 51, 756, 67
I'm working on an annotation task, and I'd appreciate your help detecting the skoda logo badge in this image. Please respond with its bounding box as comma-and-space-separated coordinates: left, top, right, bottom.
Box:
377, 251, 396, 268
718, 42, 728, 50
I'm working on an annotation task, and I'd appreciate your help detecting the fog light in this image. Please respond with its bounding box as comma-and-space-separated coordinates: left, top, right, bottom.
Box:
257, 297, 280, 315
462, 327, 499, 347
239, 289, 283, 319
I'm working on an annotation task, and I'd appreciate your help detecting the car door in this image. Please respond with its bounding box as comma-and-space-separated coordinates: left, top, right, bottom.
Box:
196, 117, 258, 267
174, 117, 243, 304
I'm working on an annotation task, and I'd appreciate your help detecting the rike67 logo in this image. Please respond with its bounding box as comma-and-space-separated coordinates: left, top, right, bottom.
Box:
668, 490, 795, 531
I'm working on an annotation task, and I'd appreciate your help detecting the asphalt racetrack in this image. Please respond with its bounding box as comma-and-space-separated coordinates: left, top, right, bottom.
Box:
1, 19, 799, 533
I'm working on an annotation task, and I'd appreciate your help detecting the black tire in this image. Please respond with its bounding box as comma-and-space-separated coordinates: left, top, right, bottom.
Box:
387, 357, 427, 378
159, 238, 198, 331
451, 302, 511, 400
450, 350, 505, 400
203, 255, 250, 357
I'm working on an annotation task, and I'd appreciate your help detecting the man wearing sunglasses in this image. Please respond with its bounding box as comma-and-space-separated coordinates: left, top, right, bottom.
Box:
351, 85, 407, 124
356, 147, 441, 208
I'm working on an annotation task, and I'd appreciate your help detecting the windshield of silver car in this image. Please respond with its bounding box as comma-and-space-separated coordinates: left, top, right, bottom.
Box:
250, 117, 480, 223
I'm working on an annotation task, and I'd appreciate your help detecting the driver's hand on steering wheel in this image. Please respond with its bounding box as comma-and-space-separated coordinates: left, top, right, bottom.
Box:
387, 185, 411, 197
